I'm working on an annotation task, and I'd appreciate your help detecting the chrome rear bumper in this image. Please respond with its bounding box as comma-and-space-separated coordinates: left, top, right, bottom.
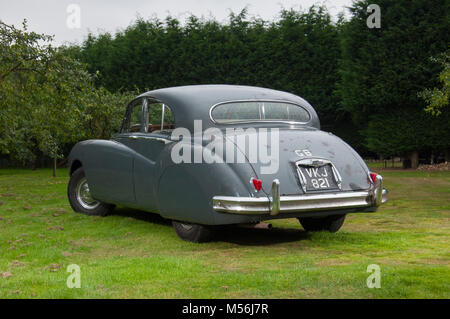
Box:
213, 175, 388, 215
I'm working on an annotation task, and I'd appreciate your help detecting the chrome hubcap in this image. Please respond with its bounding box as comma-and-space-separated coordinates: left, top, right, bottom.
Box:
76, 177, 99, 210
180, 223, 193, 231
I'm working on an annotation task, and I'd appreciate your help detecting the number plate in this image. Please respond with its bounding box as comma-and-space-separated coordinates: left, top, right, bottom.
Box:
298, 164, 339, 191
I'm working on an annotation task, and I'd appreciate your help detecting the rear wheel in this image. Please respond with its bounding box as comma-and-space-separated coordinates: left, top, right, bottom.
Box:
172, 221, 212, 242
298, 214, 346, 233
68, 167, 114, 216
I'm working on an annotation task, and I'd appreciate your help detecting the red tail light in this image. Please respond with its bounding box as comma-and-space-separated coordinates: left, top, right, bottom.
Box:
369, 172, 378, 183
252, 178, 262, 191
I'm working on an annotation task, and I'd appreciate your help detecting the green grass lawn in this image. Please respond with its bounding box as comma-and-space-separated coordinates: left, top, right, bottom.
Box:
0, 167, 448, 298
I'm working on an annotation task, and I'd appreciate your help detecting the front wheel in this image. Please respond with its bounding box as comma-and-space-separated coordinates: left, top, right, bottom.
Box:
298, 214, 346, 233
172, 221, 212, 242
68, 167, 114, 216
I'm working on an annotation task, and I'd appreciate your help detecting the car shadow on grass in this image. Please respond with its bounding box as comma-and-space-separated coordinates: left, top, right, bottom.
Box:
110, 207, 310, 246
109, 207, 172, 226
213, 226, 310, 246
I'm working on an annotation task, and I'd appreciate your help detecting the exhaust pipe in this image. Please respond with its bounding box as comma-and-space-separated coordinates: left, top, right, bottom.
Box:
238, 222, 272, 230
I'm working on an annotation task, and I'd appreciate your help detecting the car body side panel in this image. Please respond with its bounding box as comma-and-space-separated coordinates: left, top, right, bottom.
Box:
156, 141, 267, 225
68, 140, 136, 205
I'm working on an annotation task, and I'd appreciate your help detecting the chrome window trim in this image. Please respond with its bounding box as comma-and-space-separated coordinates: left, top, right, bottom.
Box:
141, 98, 149, 133
209, 99, 312, 125
161, 103, 165, 129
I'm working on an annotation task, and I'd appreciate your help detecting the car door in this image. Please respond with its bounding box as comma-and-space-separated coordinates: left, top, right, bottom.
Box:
113, 98, 175, 211
132, 100, 175, 211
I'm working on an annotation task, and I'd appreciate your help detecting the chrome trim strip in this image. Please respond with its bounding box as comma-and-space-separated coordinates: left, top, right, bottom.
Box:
212, 177, 388, 215
209, 99, 312, 125
161, 103, 165, 129
142, 98, 149, 133
270, 179, 280, 215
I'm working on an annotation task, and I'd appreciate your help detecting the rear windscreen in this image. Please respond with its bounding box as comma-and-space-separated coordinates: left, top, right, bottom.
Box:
211, 101, 310, 124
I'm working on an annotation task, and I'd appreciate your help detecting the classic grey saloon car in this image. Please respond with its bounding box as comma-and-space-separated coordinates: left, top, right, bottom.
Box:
67, 85, 387, 242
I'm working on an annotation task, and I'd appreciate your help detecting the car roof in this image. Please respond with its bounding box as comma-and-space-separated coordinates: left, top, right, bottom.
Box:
138, 84, 320, 130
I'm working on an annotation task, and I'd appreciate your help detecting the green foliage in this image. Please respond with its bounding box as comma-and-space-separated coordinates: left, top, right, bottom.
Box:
338, 0, 450, 156
67, 6, 344, 137
0, 21, 136, 168
366, 110, 450, 157
419, 51, 450, 115
2, 2, 450, 166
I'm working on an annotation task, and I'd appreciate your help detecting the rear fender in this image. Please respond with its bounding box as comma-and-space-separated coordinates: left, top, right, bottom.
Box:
156, 141, 267, 224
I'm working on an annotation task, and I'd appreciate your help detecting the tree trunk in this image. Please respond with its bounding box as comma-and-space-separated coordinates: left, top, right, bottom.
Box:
408, 151, 419, 169
403, 150, 419, 169
445, 149, 450, 163
53, 156, 56, 177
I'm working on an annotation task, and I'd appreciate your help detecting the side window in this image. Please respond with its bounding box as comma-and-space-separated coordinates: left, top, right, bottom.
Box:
123, 99, 143, 133
147, 101, 175, 134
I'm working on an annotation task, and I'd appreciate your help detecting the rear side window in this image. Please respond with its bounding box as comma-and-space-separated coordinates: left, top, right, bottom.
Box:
147, 102, 175, 134
211, 101, 310, 124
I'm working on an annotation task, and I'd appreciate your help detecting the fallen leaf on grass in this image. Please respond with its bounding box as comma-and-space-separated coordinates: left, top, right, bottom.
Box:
23, 205, 32, 210
8, 246, 15, 250
62, 251, 73, 257
11, 260, 25, 267
1, 272, 12, 278
44, 263, 61, 272
17, 254, 26, 258
52, 213, 59, 217
46, 226, 64, 231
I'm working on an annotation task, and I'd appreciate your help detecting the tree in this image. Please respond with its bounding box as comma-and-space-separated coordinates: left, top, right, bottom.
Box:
0, 20, 136, 175
419, 51, 450, 115
338, 0, 450, 167
67, 6, 352, 149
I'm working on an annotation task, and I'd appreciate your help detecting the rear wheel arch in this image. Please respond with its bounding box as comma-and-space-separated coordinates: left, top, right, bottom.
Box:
70, 159, 83, 176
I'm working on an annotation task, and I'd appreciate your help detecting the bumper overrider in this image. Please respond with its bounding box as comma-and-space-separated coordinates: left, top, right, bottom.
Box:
213, 175, 388, 215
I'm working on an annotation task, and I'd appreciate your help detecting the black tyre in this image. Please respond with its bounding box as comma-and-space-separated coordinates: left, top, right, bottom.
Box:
68, 167, 114, 216
298, 214, 346, 233
172, 221, 212, 242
